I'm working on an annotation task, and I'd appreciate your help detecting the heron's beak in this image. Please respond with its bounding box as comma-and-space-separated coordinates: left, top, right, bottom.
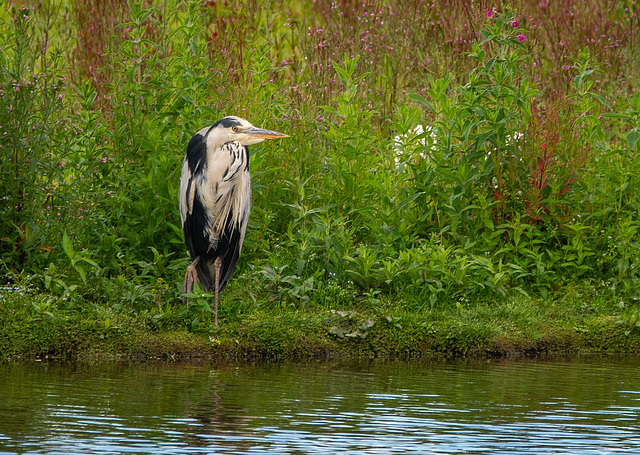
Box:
246, 126, 289, 140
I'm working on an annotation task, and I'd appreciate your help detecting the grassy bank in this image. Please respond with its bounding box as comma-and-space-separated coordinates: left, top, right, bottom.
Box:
2, 1, 640, 360
3, 283, 640, 361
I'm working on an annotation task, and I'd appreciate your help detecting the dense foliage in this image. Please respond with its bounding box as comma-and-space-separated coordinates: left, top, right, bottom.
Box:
1, 0, 640, 331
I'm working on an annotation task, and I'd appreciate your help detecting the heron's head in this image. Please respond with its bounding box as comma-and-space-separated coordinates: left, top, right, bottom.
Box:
209, 116, 288, 146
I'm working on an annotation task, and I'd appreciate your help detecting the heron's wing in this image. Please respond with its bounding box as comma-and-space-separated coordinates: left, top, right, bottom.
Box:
179, 134, 215, 291
180, 133, 250, 294
217, 216, 245, 293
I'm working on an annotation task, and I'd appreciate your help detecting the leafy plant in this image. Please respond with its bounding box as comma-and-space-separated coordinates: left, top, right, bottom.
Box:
1, 1, 639, 325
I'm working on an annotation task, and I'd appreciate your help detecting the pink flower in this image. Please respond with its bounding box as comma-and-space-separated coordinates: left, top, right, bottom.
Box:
512, 20, 519, 27
486, 10, 493, 17
518, 35, 526, 42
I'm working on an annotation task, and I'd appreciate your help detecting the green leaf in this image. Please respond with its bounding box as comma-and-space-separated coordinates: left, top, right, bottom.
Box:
588, 91, 611, 107
306, 203, 339, 215
391, 192, 425, 215
602, 113, 631, 120
627, 129, 640, 150
407, 93, 434, 112
62, 231, 74, 260
334, 65, 350, 86
75, 265, 87, 285
78, 257, 100, 269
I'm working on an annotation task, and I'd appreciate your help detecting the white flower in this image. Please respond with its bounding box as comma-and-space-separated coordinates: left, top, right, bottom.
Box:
393, 124, 438, 167
506, 131, 524, 144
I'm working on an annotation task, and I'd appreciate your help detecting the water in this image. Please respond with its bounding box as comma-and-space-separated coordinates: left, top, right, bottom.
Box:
1, 357, 639, 454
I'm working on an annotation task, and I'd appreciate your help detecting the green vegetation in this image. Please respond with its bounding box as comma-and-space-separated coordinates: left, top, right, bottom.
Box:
3, 283, 640, 360
1, 1, 640, 360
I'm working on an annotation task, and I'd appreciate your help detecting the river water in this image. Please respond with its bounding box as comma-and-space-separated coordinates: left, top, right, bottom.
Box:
1, 357, 639, 454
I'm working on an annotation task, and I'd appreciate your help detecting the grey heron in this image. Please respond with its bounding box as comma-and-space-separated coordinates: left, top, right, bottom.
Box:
179, 116, 288, 326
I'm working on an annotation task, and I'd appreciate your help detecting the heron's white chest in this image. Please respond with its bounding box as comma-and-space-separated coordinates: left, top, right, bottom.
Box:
199, 142, 251, 233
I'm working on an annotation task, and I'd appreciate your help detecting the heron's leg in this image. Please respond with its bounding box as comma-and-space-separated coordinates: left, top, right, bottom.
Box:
183, 256, 201, 308
214, 257, 222, 327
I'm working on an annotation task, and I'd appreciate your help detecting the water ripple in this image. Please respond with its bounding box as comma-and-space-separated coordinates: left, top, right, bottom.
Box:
1, 359, 640, 454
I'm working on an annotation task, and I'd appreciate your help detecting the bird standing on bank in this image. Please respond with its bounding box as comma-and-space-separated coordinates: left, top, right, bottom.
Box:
179, 116, 288, 325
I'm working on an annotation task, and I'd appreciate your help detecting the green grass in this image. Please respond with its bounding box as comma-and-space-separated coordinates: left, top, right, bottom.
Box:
1, 1, 640, 360
3, 282, 640, 361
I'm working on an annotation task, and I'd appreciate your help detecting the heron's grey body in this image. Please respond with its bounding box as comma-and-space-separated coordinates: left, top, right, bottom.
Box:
179, 120, 251, 293
179, 116, 287, 325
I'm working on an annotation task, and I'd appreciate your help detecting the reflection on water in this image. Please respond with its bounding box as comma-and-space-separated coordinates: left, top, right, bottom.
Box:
0, 358, 639, 454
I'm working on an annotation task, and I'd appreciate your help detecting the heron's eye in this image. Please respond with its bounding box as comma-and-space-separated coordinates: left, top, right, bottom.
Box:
232, 126, 239, 133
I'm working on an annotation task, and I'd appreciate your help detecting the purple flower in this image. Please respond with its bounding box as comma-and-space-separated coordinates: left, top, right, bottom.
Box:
512, 20, 519, 27
518, 35, 526, 42
486, 10, 493, 17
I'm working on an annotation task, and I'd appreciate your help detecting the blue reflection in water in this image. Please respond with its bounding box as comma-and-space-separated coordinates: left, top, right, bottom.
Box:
0, 359, 639, 454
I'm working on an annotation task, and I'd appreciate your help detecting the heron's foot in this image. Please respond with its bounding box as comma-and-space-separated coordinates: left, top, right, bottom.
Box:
182, 263, 199, 305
